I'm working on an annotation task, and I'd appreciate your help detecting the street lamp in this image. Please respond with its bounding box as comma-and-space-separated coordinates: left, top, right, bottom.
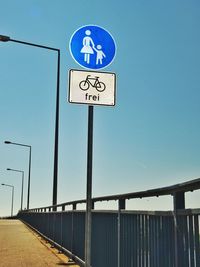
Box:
7, 168, 24, 211
1, 183, 15, 217
1, 35, 60, 208
5, 141, 31, 209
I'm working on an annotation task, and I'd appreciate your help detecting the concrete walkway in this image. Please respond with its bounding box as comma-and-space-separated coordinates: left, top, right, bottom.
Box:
0, 220, 79, 267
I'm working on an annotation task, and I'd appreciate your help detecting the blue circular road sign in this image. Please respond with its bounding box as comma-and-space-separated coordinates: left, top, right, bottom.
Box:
69, 25, 116, 70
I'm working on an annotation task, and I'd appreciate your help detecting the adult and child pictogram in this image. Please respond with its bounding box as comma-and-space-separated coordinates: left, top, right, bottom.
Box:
80, 30, 106, 65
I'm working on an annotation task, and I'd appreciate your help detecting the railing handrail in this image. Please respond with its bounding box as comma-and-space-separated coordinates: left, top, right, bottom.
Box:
25, 177, 200, 212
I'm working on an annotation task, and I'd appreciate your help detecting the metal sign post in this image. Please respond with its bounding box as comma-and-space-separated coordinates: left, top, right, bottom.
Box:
85, 105, 94, 267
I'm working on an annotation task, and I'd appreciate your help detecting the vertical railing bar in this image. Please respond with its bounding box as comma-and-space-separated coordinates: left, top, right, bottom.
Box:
134, 214, 137, 267
151, 216, 154, 267
60, 211, 63, 251
189, 215, 195, 266
194, 214, 200, 266
139, 214, 142, 267
173, 211, 179, 267
171, 215, 176, 267
141, 214, 144, 267
169, 216, 174, 267
68, 210, 75, 262
155, 216, 158, 267
149, 215, 153, 267
146, 215, 150, 267
184, 215, 189, 267
51, 212, 56, 248
47, 212, 50, 243
117, 203, 121, 267
136, 214, 139, 267
154, 216, 157, 267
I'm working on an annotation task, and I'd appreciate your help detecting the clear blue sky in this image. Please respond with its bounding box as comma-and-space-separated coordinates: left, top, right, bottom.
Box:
0, 0, 200, 216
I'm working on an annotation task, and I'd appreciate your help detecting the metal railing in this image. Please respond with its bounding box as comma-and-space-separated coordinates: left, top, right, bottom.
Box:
18, 178, 200, 267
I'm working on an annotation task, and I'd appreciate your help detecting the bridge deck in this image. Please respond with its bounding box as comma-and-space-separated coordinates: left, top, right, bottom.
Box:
0, 220, 79, 267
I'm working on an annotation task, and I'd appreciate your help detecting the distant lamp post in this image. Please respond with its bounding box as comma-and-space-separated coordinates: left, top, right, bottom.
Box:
7, 168, 24, 211
1, 183, 15, 217
1, 35, 60, 209
5, 141, 31, 209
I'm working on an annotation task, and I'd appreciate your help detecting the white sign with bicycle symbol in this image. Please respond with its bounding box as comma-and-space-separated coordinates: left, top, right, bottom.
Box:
68, 69, 116, 106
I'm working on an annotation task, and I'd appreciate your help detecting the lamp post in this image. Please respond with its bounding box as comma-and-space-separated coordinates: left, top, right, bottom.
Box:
1, 183, 14, 217
5, 141, 31, 210
1, 35, 60, 209
7, 168, 24, 211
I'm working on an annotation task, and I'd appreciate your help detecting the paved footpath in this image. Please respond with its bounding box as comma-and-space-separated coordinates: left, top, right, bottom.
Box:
0, 220, 79, 267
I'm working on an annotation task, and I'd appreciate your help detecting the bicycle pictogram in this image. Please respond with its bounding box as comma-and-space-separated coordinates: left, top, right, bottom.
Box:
79, 75, 106, 92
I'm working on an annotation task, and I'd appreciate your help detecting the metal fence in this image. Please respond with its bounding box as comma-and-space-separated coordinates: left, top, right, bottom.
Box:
19, 209, 200, 267
19, 178, 200, 267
